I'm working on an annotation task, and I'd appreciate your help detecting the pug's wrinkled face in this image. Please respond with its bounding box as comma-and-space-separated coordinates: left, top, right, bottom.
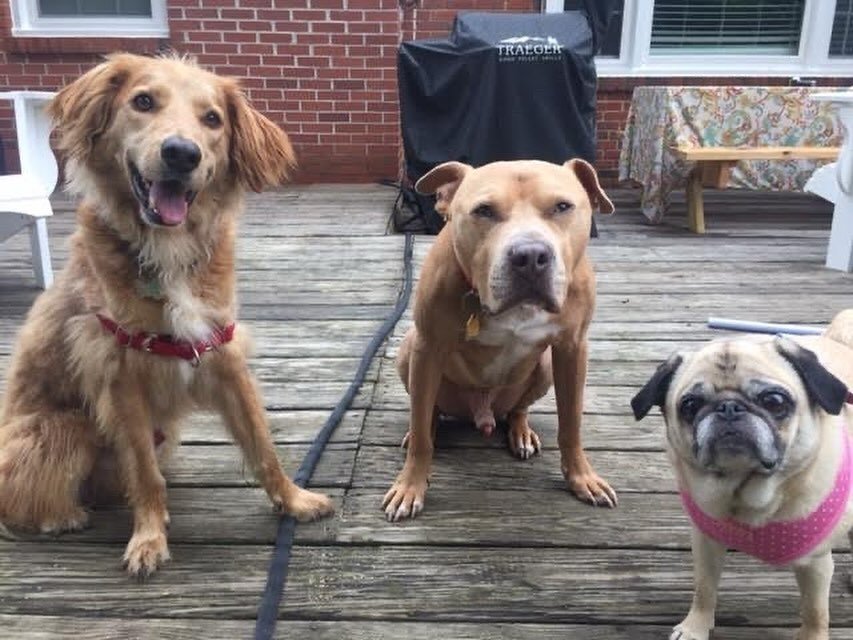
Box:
632, 336, 849, 480
668, 339, 810, 476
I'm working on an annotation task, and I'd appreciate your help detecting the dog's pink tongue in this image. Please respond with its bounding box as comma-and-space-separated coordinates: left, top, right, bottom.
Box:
150, 181, 188, 226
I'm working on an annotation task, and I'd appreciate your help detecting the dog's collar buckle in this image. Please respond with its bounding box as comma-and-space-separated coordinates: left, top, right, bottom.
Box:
140, 333, 157, 353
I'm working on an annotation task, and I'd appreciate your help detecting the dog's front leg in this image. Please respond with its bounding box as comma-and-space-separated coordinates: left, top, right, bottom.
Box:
793, 552, 833, 640
383, 333, 443, 521
671, 526, 726, 640
107, 382, 170, 578
553, 337, 617, 507
208, 350, 334, 522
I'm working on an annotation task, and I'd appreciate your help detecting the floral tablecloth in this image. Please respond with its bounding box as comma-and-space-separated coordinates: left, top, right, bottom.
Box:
618, 86, 843, 223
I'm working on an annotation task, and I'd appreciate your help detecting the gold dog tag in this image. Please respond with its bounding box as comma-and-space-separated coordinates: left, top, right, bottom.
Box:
462, 289, 482, 339
465, 313, 480, 339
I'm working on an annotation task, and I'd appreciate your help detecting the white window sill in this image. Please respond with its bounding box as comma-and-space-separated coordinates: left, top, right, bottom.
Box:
10, 0, 169, 39
11, 26, 168, 38
596, 57, 853, 78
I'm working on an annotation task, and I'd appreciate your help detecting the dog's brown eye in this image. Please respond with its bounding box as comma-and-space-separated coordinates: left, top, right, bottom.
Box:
472, 204, 495, 219
759, 391, 791, 419
203, 110, 222, 128
553, 201, 574, 215
679, 395, 703, 422
132, 93, 154, 112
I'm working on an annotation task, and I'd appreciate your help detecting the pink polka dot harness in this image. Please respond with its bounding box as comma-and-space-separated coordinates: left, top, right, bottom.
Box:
680, 423, 852, 566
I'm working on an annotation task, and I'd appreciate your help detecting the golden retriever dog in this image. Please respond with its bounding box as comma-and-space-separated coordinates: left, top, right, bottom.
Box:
0, 53, 334, 577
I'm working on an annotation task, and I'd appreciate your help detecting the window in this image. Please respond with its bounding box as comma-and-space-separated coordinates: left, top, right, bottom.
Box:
544, 0, 853, 76
831, 0, 853, 56
650, 0, 805, 55
563, 0, 625, 57
10, 0, 168, 37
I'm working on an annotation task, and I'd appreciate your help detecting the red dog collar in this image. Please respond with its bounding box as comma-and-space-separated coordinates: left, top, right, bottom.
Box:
96, 313, 235, 366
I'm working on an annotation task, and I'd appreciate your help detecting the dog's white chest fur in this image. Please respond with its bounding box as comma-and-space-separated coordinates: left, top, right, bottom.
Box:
161, 277, 216, 343
473, 305, 561, 382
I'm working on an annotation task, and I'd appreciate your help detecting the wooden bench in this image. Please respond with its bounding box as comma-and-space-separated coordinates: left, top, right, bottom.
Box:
673, 146, 840, 233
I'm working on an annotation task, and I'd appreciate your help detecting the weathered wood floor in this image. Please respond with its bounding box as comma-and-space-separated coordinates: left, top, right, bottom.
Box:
1, 184, 852, 639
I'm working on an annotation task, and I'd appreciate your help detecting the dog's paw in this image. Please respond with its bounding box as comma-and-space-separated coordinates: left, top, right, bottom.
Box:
38, 507, 90, 535
507, 420, 541, 460
567, 470, 617, 508
275, 487, 334, 523
123, 530, 170, 579
669, 621, 710, 640
382, 473, 428, 522
564, 455, 618, 508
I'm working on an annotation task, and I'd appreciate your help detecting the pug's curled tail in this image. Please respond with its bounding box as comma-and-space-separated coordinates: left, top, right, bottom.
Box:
825, 309, 853, 350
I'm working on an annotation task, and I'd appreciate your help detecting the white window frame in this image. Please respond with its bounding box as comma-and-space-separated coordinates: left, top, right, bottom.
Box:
10, 0, 168, 37
544, 0, 853, 77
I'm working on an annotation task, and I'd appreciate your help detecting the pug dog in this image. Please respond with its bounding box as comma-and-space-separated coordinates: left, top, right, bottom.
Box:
632, 309, 853, 640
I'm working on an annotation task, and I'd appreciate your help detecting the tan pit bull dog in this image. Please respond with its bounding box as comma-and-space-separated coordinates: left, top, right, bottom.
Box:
383, 159, 617, 521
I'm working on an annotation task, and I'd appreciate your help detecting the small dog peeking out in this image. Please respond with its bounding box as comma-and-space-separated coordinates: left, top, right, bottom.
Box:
632, 309, 853, 640
0, 53, 334, 577
385, 159, 616, 522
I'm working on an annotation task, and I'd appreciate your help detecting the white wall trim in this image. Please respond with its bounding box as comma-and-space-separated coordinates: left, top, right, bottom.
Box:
10, 0, 168, 38
545, 0, 853, 78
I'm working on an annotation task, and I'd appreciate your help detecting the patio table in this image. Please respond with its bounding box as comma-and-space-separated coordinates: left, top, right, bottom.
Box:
618, 86, 843, 223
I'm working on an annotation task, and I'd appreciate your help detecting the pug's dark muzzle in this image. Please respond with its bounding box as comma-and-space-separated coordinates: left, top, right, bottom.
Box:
692, 399, 784, 473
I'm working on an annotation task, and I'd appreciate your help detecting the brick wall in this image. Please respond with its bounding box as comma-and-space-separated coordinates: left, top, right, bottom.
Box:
0, 1, 848, 184
0, 0, 537, 182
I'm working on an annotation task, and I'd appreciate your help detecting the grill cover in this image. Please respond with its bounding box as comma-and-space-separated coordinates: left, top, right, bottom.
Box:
399, 11, 598, 188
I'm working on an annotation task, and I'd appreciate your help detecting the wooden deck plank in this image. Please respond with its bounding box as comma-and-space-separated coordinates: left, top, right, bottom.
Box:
8, 617, 853, 640
371, 378, 672, 414
361, 409, 664, 451
350, 445, 675, 493
4, 542, 853, 627
182, 409, 364, 444
166, 442, 356, 488
16, 487, 344, 545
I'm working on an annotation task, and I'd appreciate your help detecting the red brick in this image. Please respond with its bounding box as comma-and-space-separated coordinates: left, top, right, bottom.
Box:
319, 112, 349, 122
184, 31, 223, 43
201, 20, 238, 31
291, 10, 327, 20
220, 8, 257, 19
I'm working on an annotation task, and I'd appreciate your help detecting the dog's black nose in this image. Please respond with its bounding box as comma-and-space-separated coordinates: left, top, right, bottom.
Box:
715, 399, 747, 421
161, 136, 201, 173
508, 241, 553, 277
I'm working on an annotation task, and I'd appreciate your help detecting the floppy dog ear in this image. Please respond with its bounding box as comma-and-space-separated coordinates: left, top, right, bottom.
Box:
226, 83, 297, 192
631, 353, 683, 420
48, 53, 135, 166
564, 158, 614, 215
775, 336, 849, 415
415, 161, 472, 216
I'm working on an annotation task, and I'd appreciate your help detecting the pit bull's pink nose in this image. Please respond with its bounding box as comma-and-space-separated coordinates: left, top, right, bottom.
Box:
508, 241, 553, 276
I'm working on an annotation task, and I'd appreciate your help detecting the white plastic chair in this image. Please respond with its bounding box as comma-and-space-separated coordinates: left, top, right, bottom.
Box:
807, 91, 853, 273
0, 91, 57, 288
